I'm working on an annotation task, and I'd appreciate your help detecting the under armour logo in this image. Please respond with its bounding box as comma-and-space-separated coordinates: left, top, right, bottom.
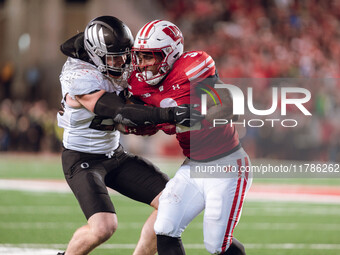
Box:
129, 128, 137, 133
142, 93, 151, 98
172, 84, 180, 90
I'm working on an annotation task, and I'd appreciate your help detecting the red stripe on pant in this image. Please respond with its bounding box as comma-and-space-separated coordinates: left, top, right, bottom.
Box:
221, 157, 249, 252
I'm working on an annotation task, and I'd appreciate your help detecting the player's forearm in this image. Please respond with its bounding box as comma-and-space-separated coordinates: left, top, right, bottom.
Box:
114, 104, 176, 126
93, 92, 176, 126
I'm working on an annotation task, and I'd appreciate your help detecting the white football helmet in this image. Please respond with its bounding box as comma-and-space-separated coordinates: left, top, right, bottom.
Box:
132, 20, 184, 85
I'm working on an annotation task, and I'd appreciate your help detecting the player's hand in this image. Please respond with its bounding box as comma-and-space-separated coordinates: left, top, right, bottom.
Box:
172, 104, 204, 127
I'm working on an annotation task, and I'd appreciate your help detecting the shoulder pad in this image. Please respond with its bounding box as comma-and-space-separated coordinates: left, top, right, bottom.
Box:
60, 32, 92, 63
176, 51, 216, 82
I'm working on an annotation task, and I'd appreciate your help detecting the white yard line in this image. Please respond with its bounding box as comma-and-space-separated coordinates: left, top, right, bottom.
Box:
0, 221, 146, 229
0, 247, 61, 255
0, 179, 71, 193
0, 179, 118, 194
1, 179, 340, 204
246, 191, 340, 204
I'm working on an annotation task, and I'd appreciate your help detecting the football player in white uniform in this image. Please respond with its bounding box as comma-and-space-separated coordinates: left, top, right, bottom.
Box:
56, 16, 202, 255
128, 20, 252, 255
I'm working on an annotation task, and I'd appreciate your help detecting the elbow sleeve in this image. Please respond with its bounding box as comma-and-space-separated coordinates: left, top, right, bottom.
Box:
94, 92, 125, 117
116, 104, 174, 126
94, 92, 174, 126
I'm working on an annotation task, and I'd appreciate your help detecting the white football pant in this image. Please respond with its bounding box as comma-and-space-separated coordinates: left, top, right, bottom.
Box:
154, 148, 252, 254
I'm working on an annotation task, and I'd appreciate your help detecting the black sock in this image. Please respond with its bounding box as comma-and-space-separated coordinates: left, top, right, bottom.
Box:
221, 238, 246, 255
157, 235, 186, 255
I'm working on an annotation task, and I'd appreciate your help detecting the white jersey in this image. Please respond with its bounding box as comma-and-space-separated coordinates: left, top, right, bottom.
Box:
57, 57, 123, 155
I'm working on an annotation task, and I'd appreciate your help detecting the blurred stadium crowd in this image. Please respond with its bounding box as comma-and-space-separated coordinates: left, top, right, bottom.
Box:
0, 0, 339, 162
0, 98, 61, 153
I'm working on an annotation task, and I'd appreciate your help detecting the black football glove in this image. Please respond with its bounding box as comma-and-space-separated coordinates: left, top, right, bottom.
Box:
171, 104, 204, 127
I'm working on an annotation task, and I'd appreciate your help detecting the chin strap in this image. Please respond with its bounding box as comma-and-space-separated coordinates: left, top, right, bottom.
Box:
136, 71, 164, 86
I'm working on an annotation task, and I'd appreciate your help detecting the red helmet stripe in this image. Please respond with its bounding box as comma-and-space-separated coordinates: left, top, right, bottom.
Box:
143, 20, 162, 40
139, 20, 154, 39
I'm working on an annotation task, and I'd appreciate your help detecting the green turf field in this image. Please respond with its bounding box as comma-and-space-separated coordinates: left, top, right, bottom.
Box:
1, 190, 340, 255
0, 154, 340, 254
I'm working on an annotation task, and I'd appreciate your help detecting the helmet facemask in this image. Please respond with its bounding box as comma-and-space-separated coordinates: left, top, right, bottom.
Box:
85, 39, 132, 87
132, 47, 173, 85
104, 49, 132, 86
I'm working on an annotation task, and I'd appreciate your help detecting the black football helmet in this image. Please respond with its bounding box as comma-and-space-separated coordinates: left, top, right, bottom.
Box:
84, 16, 134, 79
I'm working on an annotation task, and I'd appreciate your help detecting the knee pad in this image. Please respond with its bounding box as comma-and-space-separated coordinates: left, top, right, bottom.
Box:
204, 241, 222, 254
154, 217, 181, 237
154, 175, 193, 237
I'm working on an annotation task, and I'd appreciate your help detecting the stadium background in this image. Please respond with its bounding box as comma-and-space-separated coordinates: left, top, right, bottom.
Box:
0, 0, 340, 254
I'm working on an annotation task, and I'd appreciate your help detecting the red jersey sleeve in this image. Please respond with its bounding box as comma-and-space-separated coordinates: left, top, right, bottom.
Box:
181, 51, 216, 83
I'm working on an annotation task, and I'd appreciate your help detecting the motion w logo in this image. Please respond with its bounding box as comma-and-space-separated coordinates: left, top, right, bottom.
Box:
199, 84, 223, 115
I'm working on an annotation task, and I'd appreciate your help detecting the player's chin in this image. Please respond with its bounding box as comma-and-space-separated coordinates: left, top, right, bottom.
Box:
107, 69, 123, 79
109, 74, 122, 79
